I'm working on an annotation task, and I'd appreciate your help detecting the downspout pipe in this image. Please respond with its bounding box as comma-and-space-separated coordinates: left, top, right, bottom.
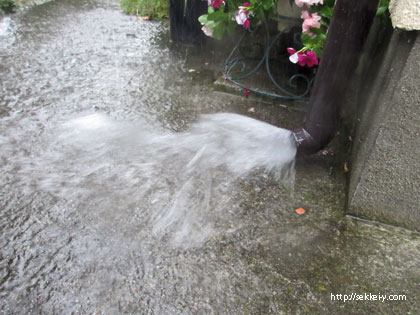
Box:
168, 0, 208, 44
293, 0, 380, 155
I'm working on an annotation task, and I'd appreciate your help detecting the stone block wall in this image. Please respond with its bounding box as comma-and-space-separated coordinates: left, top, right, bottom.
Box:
348, 30, 420, 231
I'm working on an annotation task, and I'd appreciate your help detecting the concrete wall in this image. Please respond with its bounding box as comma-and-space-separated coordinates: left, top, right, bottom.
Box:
277, 1, 301, 31
389, 0, 420, 30
347, 29, 420, 232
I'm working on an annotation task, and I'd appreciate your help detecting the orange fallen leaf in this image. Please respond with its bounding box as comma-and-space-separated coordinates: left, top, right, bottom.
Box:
295, 208, 305, 215
344, 162, 349, 173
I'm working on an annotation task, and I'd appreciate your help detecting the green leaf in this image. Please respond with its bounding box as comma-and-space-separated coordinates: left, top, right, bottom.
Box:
212, 22, 226, 40
318, 6, 334, 19
323, 0, 335, 7
205, 20, 217, 29
207, 7, 230, 23
257, 7, 265, 21
262, 0, 272, 11
376, 7, 386, 15
320, 19, 329, 27
198, 14, 208, 25
310, 27, 323, 35
226, 20, 237, 35
313, 46, 323, 57
377, 0, 390, 15
301, 33, 314, 44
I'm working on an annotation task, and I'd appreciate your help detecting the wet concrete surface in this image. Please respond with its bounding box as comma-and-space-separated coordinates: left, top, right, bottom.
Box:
1, 0, 419, 314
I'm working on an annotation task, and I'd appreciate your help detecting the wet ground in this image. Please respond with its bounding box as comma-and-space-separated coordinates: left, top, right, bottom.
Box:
1, 0, 420, 314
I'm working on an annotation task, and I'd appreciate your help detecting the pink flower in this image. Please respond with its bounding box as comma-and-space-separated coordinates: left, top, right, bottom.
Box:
201, 26, 213, 37
301, 11, 321, 36
244, 87, 250, 97
207, 0, 224, 8
235, 4, 250, 29
235, 11, 248, 25
287, 48, 299, 64
287, 48, 318, 67
295, 0, 309, 7
295, 0, 323, 8
299, 51, 318, 68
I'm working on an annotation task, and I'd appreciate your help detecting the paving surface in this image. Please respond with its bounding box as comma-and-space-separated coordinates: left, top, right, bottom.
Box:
0, 1, 419, 314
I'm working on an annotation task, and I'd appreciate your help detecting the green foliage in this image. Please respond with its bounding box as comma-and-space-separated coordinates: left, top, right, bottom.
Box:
316, 4, 333, 19
0, 0, 17, 13
299, 2, 334, 58
301, 30, 326, 57
119, 0, 168, 20
300, 0, 391, 58
199, 0, 277, 40
200, 0, 391, 63
376, 0, 390, 16
262, 0, 273, 11
199, 5, 237, 40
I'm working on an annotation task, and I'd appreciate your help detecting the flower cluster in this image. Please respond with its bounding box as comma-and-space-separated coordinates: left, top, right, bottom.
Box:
235, 2, 251, 29
199, 0, 389, 68
295, 0, 323, 8
198, 0, 277, 40
198, 0, 330, 66
287, 48, 318, 67
301, 10, 321, 36
286, 0, 334, 67
290, 0, 390, 67
207, 0, 225, 9
201, 25, 214, 37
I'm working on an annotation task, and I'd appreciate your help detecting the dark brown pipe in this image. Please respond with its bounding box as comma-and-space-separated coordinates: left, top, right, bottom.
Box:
294, 0, 380, 154
168, 0, 208, 44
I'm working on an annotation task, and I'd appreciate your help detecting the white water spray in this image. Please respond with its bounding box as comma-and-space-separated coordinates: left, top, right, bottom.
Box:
4, 112, 296, 248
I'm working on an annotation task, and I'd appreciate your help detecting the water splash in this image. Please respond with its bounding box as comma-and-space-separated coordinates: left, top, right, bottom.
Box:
0, 17, 11, 37
3, 112, 296, 248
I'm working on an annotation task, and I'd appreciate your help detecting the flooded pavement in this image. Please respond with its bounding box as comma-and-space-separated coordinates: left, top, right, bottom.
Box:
1, 0, 420, 314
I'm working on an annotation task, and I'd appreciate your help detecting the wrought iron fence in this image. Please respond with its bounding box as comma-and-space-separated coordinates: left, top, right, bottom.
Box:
223, 17, 316, 100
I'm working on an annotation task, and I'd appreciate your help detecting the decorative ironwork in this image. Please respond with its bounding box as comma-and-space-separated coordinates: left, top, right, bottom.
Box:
223, 17, 316, 100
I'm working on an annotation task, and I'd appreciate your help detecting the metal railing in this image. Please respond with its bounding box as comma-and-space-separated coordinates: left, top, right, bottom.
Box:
222, 17, 316, 100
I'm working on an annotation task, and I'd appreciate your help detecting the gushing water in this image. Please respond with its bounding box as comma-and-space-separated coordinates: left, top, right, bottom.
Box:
0, 1, 301, 311
3, 112, 296, 248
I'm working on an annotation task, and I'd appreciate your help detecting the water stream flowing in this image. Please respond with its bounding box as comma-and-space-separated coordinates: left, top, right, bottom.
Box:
1, 0, 297, 313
